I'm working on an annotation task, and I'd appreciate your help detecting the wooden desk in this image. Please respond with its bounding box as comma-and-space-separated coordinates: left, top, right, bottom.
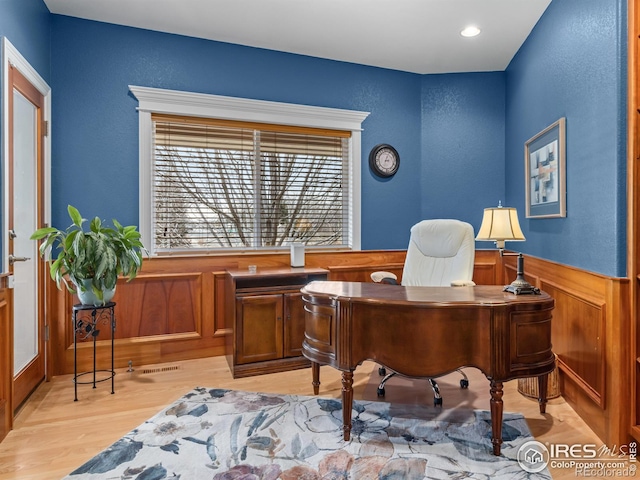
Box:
301, 281, 555, 456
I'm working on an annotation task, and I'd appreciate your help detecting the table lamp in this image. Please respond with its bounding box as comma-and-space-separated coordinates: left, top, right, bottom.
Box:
476, 202, 540, 295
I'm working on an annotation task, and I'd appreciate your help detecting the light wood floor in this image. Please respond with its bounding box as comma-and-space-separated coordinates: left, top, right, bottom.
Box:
0, 356, 601, 479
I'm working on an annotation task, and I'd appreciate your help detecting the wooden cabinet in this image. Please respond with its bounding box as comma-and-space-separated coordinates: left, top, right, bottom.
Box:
235, 292, 305, 364
283, 292, 306, 358
235, 293, 284, 365
225, 267, 328, 378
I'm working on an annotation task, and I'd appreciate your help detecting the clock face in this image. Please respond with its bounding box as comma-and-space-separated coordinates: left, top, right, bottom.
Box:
369, 144, 399, 178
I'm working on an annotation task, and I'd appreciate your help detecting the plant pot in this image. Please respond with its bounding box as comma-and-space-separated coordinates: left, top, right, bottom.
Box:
76, 279, 116, 306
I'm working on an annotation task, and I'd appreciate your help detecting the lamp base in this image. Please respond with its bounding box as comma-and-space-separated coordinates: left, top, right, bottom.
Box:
503, 281, 541, 295
502, 253, 541, 295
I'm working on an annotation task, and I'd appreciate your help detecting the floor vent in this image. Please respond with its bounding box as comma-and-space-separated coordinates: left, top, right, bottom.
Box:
141, 365, 180, 374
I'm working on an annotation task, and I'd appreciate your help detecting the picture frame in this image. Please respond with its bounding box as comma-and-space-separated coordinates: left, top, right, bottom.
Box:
525, 117, 566, 218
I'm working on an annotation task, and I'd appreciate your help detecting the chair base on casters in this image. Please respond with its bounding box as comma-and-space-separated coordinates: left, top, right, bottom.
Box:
376, 367, 469, 406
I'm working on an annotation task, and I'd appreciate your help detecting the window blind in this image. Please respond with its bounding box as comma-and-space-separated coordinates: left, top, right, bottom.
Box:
151, 114, 351, 252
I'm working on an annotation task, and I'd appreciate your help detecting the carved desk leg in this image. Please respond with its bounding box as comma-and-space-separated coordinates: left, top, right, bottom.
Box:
490, 380, 504, 456
341, 370, 354, 441
312, 362, 320, 395
537, 373, 549, 414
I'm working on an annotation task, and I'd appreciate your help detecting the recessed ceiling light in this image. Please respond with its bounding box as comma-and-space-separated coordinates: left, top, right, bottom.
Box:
461, 26, 481, 38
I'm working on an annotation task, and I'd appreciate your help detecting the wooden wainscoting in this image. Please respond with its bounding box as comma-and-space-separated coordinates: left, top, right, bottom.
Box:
326, 249, 500, 286
474, 250, 503, 285
47, 251, 401, 375
43, 248, 632, 446
502, 253, 630, 447
47, 249, 502, 377
46, 250, 502, 377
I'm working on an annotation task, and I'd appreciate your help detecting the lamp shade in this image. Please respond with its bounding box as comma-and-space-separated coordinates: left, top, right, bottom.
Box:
476, 204, 525, 249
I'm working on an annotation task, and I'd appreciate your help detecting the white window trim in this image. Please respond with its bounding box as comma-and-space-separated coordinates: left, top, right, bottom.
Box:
129, 85, 369, 256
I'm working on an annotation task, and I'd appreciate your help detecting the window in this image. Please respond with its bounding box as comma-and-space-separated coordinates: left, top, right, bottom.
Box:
130, 86, 369, 255
153, 115, 350, 251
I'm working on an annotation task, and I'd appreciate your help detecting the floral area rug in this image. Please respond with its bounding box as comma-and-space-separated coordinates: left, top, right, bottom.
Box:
62, 387, 550, 479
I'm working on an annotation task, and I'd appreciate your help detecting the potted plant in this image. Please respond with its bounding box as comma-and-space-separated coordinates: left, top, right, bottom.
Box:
30, 205, 146, 306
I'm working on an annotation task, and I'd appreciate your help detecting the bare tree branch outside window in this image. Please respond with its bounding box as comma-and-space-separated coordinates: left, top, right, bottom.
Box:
152, 119, 350, 252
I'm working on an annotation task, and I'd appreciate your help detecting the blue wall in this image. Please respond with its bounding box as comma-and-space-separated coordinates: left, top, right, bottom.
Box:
0, 0, 51, 79
421, 72, 506, 228
1, 0, 625, 277
51, 15, 435, 250
505, 0, 626, 276
0, 0, 51, 163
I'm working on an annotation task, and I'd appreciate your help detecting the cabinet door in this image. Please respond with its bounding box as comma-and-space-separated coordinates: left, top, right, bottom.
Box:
236, 294, 283, 365
283, 292, 305, 358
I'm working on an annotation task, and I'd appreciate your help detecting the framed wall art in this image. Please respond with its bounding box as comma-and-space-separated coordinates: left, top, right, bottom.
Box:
525, 117, 566, 218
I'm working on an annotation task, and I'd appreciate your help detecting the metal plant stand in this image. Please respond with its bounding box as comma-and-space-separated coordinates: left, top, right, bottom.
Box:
72, 302, 116, 401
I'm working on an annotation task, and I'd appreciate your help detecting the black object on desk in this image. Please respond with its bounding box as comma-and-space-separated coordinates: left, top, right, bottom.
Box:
72, 302, 116, 401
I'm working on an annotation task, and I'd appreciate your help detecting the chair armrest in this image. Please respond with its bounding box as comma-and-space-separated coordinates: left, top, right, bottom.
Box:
450, 280, 476, 287
371, 271, 398, 284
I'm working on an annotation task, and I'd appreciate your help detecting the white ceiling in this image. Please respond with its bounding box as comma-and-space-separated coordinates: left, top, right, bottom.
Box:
43, 0, 552, 75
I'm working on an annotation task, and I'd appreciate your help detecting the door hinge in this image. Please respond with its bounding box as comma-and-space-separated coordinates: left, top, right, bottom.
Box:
45, 324, 50, 342
43, 120, 49, 137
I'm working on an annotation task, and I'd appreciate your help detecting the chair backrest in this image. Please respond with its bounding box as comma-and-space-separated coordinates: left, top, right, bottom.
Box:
401, 219, 475, 287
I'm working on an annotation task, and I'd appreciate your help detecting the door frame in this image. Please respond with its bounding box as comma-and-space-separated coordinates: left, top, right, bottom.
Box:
629, 0, 640, 441
1, 37, 52, 381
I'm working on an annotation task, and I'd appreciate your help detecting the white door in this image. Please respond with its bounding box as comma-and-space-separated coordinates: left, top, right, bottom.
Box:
8, 64, 46, 409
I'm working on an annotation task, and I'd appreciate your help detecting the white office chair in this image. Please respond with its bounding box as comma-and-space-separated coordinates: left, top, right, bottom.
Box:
371, 218, 476, 406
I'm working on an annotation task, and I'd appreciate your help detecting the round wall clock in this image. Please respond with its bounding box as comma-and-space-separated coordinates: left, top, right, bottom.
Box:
369, 144, 400, 178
